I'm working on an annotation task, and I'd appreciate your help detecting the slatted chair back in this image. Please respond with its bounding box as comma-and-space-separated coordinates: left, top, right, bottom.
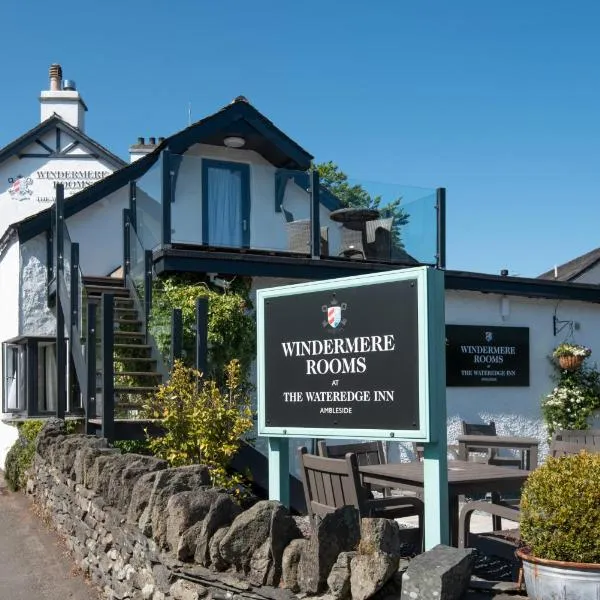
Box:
462, 420, 498, 436
554, 429, 600, 447
460, 420, 522, 467
298, 446, 366, 520
365, 218, 393, 260
317, 440, 385, 466
339, 227, 365, 259
286, 219, 329, 255
550, 440, 599, 457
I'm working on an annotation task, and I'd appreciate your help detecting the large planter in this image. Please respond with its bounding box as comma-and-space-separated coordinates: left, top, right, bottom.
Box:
558, 354, 585, 371
517, 548, 600, 600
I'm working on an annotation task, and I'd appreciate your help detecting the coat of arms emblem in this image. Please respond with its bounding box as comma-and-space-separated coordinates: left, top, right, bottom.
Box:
322, 295, 347, 330
8, 175, 34, 202
484, 331, 493, 342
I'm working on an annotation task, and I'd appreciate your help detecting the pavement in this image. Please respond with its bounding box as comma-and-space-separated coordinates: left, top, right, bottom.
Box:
0, 474, 99, 599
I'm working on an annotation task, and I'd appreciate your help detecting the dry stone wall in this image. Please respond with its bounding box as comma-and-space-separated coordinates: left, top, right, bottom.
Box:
27, 419, 419, 600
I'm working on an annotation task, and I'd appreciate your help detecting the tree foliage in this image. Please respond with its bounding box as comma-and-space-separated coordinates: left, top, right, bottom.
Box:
143, 360, 254, 494
315, 161, 409, 247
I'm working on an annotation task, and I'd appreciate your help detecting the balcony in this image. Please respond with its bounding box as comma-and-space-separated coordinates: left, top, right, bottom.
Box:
128, 150, 445, 280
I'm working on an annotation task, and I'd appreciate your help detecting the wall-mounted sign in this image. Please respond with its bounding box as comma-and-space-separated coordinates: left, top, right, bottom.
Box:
446, 325, 529, 387
7, 169, 110, 204
257, 267, 446, 441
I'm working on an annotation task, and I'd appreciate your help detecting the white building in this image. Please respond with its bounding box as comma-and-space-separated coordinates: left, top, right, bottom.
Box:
2, 71, 600, 477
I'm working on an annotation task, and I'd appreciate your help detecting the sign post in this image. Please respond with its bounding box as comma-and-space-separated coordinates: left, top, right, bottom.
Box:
256, 267, 448, 547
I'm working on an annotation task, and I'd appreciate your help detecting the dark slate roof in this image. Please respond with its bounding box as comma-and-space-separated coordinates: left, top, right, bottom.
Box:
538, 247, 600, 281
9, 97, 323, 245
0, 114, 127, 170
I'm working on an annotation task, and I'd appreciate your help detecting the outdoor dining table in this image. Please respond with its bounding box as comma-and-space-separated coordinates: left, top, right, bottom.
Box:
457, 435, 539, 470
359, 460, 530, 546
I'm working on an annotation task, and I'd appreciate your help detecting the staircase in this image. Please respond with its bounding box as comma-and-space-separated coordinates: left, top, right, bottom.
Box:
83, 276, 163, 420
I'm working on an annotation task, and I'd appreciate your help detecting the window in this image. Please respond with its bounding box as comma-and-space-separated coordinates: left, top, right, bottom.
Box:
202, 160, 250, 248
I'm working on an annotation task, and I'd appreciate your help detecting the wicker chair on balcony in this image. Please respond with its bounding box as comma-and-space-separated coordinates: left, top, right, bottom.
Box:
286, 219, 329, 255
339, 227, 366, 259
365, 218, 393, 260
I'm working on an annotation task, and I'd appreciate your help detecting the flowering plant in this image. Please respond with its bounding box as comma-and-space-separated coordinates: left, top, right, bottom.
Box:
552, 343, 592, 359
542, 364, 600, 436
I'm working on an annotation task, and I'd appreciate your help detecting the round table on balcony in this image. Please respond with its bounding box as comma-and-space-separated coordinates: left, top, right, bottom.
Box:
329, 208, 380, 258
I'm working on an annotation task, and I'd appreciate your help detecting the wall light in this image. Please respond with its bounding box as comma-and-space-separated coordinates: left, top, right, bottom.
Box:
223, 136, 245, 148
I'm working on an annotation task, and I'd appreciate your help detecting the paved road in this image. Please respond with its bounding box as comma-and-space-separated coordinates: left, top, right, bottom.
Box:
0, 475, 99, 599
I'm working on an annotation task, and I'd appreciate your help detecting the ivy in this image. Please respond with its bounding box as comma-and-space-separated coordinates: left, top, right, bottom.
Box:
149, 275, 255, 386
5, 420, 45, 491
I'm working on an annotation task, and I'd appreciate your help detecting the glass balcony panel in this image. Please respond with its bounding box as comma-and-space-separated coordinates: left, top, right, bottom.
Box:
326, 180, 438, 265
62, 222, 72, 291
129, 223, 146, 302
148, 285, 172, 372
136, 159, 162, 252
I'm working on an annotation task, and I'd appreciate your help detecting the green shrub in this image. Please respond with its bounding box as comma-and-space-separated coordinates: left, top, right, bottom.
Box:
111, 439, 153, 455
143, 359, 253, 495
520, 452, 600, 563
149, 275, 255, 386
4, 420, 45, 491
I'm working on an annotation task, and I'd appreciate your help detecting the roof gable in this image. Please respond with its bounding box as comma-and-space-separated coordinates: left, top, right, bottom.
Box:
0, 115, 126, 170
538, 247, 600, 281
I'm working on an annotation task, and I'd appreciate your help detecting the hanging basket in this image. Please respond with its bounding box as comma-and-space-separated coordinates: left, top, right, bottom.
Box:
558, 354, 585, 371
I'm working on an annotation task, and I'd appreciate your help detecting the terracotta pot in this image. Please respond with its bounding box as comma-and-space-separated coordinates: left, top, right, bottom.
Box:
558, 354, 585, 371
516, 547, 600, 599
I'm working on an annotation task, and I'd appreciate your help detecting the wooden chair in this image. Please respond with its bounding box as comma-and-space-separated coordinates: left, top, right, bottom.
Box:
317, 440, 391, 496
298, 447, 424, 548
461, 420, 523, 468
458, 501, 522, 581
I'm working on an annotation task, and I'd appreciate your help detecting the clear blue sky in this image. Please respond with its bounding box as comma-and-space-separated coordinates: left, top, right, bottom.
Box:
2, 0, 600, 277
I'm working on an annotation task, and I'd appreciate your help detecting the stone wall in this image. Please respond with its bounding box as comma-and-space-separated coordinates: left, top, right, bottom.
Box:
27, 420, 420, 600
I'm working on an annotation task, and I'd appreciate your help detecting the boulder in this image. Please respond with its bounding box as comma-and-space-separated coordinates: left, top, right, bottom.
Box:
138, 466, 211, 541
165, 489, 219, 553
194, 493, 242, 566
73, 445, 113, 485
327, 551, 356, 600
350, 518, 404, 600
59, 435, 107, 476
297, 506, 360, 594
401, 544, 475, 600
87, 453, 122, 493
209, 527, 230, 572
177, 521, 204, 562
281, 538, 307, 593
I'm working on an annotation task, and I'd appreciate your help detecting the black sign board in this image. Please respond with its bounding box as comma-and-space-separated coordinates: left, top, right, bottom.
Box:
446, 325, 529, 387
260, 277, 423, 437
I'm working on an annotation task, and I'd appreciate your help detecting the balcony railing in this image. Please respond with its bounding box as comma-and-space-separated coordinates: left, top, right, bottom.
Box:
127, 149, 446, 269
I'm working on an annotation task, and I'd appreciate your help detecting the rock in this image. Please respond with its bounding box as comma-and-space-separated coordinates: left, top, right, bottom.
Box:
195, 493, 243, 566
170, 579, 208, 600
209, 527, 230, 572
249, 539, 274, 586
87, 453, 122, 494
141, 584, 155, 600
327, 551, 355, 600
113, 455, 167, 513
178, 521, 204, 562
152, 563, 174, 593
401, 544, 475, 600
297, 506, 360, 594
350, 519, 404, 600
35, 418, 66, 455
219, 500, 300, 580
165, 489, 219, 553
281, 539, 307, 592
127, 471, 160, 525
138, 466, 211, 540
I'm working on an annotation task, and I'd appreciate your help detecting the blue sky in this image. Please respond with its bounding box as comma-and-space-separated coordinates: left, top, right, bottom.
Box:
2, 0, 600, 277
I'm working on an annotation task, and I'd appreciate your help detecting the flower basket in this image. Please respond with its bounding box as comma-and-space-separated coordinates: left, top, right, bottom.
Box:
558, 354, 585, 371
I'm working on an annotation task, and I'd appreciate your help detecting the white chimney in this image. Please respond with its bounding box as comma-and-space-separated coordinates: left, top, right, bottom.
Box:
40, 64, 87, 130
128, 137, 162, 162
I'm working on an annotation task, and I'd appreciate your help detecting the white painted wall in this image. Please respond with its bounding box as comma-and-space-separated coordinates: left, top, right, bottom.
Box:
0, 129, 115, 239
40, 90, 86, 130
0, 236, 21, 467
171, 144, 341, 254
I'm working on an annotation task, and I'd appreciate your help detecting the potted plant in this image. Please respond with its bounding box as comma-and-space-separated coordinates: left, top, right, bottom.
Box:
553, 342, 591, 371
517, 451, 600, 599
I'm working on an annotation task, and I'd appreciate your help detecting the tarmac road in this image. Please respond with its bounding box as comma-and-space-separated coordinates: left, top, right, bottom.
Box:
0, 474, 99, 599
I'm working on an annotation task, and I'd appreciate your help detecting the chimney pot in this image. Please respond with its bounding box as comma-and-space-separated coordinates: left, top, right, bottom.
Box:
500, 269, 509, 277
149, 137, 156, 145
49, 63, 63, 91
137, 137, 144, 145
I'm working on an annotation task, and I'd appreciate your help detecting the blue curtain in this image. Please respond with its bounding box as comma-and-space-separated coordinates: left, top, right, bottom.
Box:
207, 167, 243, 247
